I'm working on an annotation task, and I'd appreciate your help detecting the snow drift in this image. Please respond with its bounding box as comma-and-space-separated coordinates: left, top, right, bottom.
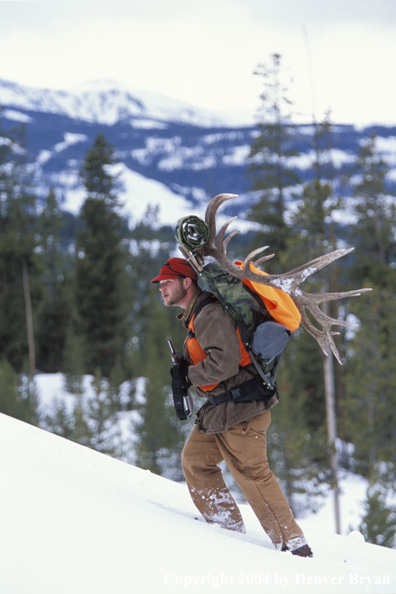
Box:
1, 412, 395, 594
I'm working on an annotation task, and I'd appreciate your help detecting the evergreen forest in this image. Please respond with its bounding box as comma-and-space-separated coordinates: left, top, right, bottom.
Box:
1, 55, 396, 548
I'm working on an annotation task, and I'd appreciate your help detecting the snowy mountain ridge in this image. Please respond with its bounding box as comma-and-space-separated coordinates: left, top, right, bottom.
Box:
2, 410, 396, 594
1, 78, 396, 230
0, 77, 253, 127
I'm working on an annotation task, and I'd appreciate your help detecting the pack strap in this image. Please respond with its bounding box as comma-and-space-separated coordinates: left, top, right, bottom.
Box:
187, 295, 218, 338
207, 376, 276, 406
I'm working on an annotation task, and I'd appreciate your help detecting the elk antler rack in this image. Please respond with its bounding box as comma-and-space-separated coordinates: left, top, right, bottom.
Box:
188, 193, 372, 365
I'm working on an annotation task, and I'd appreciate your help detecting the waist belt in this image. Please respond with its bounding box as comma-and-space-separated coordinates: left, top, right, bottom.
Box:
207, 376, 276, 406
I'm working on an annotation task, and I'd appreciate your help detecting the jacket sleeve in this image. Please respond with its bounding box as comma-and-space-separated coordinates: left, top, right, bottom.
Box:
186, 303, 242, 388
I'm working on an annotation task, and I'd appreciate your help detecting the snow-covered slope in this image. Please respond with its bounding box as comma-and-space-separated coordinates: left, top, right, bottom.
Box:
0, 78, 252, 127
1, 412, 395, 594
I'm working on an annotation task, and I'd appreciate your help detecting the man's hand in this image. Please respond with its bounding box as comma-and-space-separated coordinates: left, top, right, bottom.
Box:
169, 357, 192, 421
170, 356, 191, 389
167, 339, 193, 420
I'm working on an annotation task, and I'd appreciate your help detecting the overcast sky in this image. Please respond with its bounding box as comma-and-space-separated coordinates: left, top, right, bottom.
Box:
1, 0, 395, 127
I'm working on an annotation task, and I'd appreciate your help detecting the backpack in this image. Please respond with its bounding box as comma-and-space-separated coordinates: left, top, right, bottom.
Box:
190, 260, 301, 392
175, 213, 302, 394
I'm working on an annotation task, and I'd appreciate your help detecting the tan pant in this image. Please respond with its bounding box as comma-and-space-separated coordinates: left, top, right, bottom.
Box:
181, 411, 306, 550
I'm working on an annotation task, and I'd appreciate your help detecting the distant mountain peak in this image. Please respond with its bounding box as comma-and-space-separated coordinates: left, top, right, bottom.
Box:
0, 78, 253, 127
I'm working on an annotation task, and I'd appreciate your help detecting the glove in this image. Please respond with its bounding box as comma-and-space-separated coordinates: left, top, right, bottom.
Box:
170, 359, 192, 421
170, 357, 191, 389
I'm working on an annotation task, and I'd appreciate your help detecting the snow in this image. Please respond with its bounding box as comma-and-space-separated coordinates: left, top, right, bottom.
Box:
1, 374, 395, 594
1, 108, 33, 123
58, 162, 193, 226
58, 162, 255, 233
0, 78, 254, 128
287, 149, 356, 171
36, 149, 52, 165
112, 163, 196, 228
222, 145, 251, 166
53, 132, 87, 153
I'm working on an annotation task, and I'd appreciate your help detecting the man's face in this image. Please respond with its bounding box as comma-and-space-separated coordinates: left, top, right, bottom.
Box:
159, 277, 187, 307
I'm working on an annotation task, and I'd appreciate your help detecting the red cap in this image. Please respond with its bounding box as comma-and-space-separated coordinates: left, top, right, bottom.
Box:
151, 258, 198, 283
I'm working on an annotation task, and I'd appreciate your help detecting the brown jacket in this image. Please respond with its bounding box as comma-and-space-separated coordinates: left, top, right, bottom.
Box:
181, 290, 278, 434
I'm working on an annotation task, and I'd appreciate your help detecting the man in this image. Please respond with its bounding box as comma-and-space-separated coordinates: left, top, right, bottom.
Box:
151, 257, 313, 557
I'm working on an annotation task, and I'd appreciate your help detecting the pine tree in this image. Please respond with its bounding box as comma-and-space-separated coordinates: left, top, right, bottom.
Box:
268, 338, 329, 516
35, 187, 73, 372
348, 134, 396, 288
71, 397, 94, 448
343, 290, 396, 477
247, 54, 301, 269
359, 483, 396, 548
343, 134, 396, 479
123, 207, 189, 477
75, 134, 130, 379
287, 117, 339, 423
125, 205, 181, 378
43, 397, 74, 440
0, 359, 40, 425
0, 120, 40, 374
62, 329, 85, 395
132, 295, 188, 479
265, 118, 343, 511
43, 373, 124, 457
0, 359, 26, 420
86, 370, 124, 457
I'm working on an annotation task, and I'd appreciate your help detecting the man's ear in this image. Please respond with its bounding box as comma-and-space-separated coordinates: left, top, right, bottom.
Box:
183, 277, 193, 289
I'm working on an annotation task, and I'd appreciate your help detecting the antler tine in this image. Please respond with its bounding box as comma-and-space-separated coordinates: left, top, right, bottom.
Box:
204, 193, 238, 250
200, 193, 372, 364
224, 230, 240, 251
298, 299, 346, 364
217, 216, 239, 251
303, 313, 343, 363
281, 248, 355, 281
297, 287, 372, 364
229, 247, 355, 293
304, 287, 373, 305
243, 246, 274, 274
255, 253, 276, 267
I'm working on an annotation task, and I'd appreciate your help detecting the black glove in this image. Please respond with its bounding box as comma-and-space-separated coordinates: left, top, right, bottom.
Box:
170, 359, 191, 421
170, 357, 191, 389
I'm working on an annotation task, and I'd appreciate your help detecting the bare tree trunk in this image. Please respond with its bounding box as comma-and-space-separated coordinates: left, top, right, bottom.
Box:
22, 256, 36, 376
323, 340, 341, 534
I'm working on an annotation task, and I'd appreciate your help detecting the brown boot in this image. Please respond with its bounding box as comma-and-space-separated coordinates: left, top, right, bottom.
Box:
290, 544, 313, 558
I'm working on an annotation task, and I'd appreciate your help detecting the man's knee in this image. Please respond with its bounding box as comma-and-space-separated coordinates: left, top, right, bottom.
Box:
181, 432, 205, 475
182, 431, 222, 478
181, 440, 193, 474
181, 440, 209, 477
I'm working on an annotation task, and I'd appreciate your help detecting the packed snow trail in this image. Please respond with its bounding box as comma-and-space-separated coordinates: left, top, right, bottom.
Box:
1, 413, 395, 594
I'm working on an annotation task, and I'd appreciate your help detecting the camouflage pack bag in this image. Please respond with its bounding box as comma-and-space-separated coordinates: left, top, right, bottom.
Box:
197, 261, 294, 391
